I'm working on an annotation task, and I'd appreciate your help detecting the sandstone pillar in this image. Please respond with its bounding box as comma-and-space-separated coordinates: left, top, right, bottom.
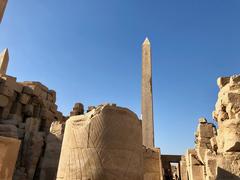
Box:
57, 104, 143, 180
0, 48, 9, 75
142, 37, 154, 148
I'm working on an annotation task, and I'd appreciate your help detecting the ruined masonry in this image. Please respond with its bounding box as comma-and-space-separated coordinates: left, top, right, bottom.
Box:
0, 49, 65, 179
56, 38, 164, 180
181, 75, 240, 180
1, 1, 240, 179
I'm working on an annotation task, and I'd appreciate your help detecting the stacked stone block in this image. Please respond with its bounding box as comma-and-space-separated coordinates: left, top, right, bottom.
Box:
0, 76, 65, 179
0, 50, 65, 179
182, 74, 240, 180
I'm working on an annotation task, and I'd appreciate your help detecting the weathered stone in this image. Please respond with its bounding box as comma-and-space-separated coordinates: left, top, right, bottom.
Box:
180, 156, 188, 180
0, 85, 14, 97
19, 93, 31, 104
142, 37, 154, 148
217, 119, 240, 152
143, 147, 162, 180
0, 94, 8, 107
185, 149, 205, 180
40, 121, 65, 180
87, 105, 96, 112
0, 48, 9, 75
10, 102, 22, 115
23, 104, 34, 116
183, 74, 240, 179
217, 77, 230, 89
70, 102, 84, 116
48, 90, 56, 103
57, 104, 143, 180
0, 124, 18, 138
0, 136, 20, 180
199, 117, 207, 123
1, 75, 23, 93
0, 101, 12, 119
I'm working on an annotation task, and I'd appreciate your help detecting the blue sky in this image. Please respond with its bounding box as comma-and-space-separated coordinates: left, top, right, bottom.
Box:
0, 0, 240, 155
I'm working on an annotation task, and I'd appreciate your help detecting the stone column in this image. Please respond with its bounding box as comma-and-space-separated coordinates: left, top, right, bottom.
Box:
142, 37, 154, 148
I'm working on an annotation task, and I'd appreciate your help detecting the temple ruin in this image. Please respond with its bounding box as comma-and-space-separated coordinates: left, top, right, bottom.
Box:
181, 75, 240, 180
1, 1, 240, 179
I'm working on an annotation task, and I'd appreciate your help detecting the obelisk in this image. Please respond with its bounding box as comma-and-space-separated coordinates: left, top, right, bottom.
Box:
0, 48, 9, 75
142, 37, 154, 148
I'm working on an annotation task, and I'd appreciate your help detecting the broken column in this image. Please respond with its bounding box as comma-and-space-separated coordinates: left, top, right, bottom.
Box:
142, 37, 154, 148
57, 104, 143, 180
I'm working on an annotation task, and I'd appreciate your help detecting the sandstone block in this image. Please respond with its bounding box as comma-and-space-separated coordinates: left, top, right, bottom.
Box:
23, 104, 34, 116
0, 124, 18, 138
0, 101, 12, 119
0, 85, 14, 97
40, 121, 65, 180
0, 94, 8, 107
0, 136, 21, 180
1, 75, 23, 93
0, 49, 9, 75
19, 93, 31, 104
217, 77, 230, 89
230, 75, 240, 84
218, 119, 240, 152
22, 86, 33, 95
48, 90, 56, 103
10, 102, 22, 115
143, 147, 162, 180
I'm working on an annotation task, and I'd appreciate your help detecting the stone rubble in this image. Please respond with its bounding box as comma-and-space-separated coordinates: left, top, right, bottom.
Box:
182, 74, 240, 180
0, 49, 65, 180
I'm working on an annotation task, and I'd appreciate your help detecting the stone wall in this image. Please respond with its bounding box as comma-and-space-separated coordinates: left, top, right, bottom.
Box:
182, 75, 240, 180
0, 49, 65, 180
143, 147, 163, 180
0, 136, 21, 180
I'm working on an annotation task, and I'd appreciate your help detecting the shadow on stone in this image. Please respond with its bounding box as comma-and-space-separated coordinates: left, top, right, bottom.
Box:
216, 167, 240, 180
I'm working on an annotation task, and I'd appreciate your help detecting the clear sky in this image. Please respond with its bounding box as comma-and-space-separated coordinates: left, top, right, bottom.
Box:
0, 0, 240, 155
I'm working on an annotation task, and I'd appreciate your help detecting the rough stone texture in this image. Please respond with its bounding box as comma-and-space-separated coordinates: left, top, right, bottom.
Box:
70, 102, 84, 116
0, 0, 7, 23
143, 147, 163, 180
57, 104, 143, 180
0, 136, 21, 180
182, 74, 240, 180
180, 156, 188, 180
185, 149, 205, 180
40, 121, 65, 180
0, 56, 65, 179
142, 37, 154, 148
